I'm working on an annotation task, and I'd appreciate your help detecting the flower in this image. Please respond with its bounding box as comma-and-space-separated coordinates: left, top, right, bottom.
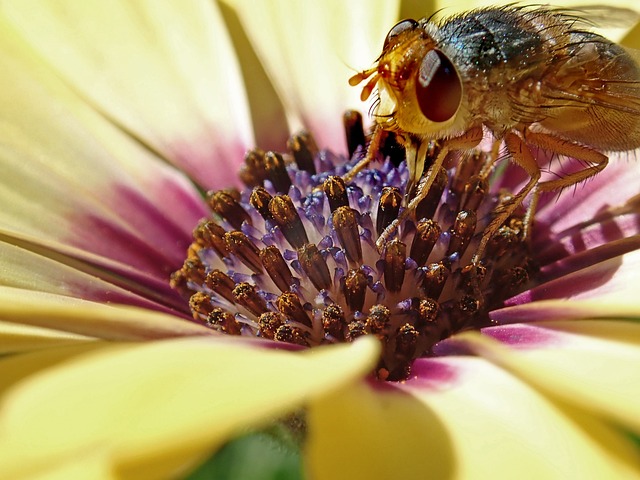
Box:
0, 0, 640, 479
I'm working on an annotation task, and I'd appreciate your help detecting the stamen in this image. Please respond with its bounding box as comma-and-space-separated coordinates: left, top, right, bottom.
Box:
332, 206, 362, 264
287, 131, 318, 175
376, 187, 402, 236
269, 195, 309, 249
265, 151, 292, 193
208, 191, 251, 230
384, 240, 406, 293
298, 243, 332, 291
343, 110, 366, 158
323, 176, 349, 212
344, 268, 368, 312
224, 231, 263, 274
260, 245, 294, 292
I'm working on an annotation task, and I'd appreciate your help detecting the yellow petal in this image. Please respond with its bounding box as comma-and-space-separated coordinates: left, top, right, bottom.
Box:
8, 451, 116, 480
0, 287, 212, 340
228, 0, 400, 149
307, 356, 640, 479
2, 0, 253, 189
460, 321, 640, 435
0, 320, 94, 355
0, 337, 379, 480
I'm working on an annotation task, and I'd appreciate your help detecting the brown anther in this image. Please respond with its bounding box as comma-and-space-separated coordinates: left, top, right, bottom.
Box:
260, 245, 294, 292
384, 239, 406, 293
333, 206, 362, 264
207, 191, 251, 230
182, 258, 206, 286
169, 269, 193, 298
250, 187, 273, 221
415, 166, 447, 221
459, 294, 480, 315
258, 311, 286, 339
269, 195, 309, 249
240, 148, 268, 188
376, 187, 402, 236
277, 291, 312, 327
343, 110, 366, 158
366, 304, 391, 334
421, 262, 448, 299
395, 323, 419, 358
264, 151, 292, 193
347, 320, 368, 340
287, 130, 318, 175
232, 282, 268, 316
447, 210, 477, 256
189, 292, 214, 319
322, 304, 346, 340
418, 298, 440, 324
298, 243, 332, 291
224, 231, 263, 274
458, 263, 486, 291
410, 219, 441, 266
204, 270, 236, 304
343, 268, 368, 312
207, 308, 241, 335
275, 324, 309, 346
486, 225, 520, 257
461, 176, 488, 211
195, 221, 228, 258
323, 176, 349, 212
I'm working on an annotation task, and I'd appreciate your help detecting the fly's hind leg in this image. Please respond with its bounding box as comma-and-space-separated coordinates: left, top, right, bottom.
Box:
520, 130, 609, 239
472, 132, 542, 263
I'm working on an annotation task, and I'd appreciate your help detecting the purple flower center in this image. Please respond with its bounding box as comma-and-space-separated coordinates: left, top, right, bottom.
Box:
172, 111, 536, 380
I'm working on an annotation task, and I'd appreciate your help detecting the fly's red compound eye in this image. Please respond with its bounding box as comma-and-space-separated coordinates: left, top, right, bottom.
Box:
415, 49, 462, 123
383, 19, 419, 50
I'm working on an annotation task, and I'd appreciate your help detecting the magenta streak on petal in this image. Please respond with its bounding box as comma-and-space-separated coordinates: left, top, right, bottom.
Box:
69, 181, 204, 277
538, 236, 640, 284
363, 357, 461, 391
534, 209, 640, 265
480, 323, 564, 349
168, 136, 247, 190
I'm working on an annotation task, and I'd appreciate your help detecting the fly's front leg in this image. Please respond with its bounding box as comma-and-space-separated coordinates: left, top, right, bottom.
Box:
375, 126, 484, 252
342, 124, 385, 184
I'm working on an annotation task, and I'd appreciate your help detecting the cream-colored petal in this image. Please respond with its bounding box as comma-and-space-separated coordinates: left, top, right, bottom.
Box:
0, 16, 210, 291
0, 321, 94, 355
228, 0, 400, 149
2, 0, 253, 189
0, 287, 211, 341
307, 356, 640, 480
460, 321, 640, 435
0, 240, 186, 312
0, 337, 379, 480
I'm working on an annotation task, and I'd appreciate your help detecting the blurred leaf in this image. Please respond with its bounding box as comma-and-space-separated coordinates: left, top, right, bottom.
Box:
186, 432, 303, 480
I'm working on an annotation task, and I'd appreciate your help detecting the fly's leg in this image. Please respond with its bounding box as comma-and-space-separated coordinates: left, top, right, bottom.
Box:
375, 126, 484, 251
520, 130, 609, 239
472, 132, 542, 264
342, 124, 385, 185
